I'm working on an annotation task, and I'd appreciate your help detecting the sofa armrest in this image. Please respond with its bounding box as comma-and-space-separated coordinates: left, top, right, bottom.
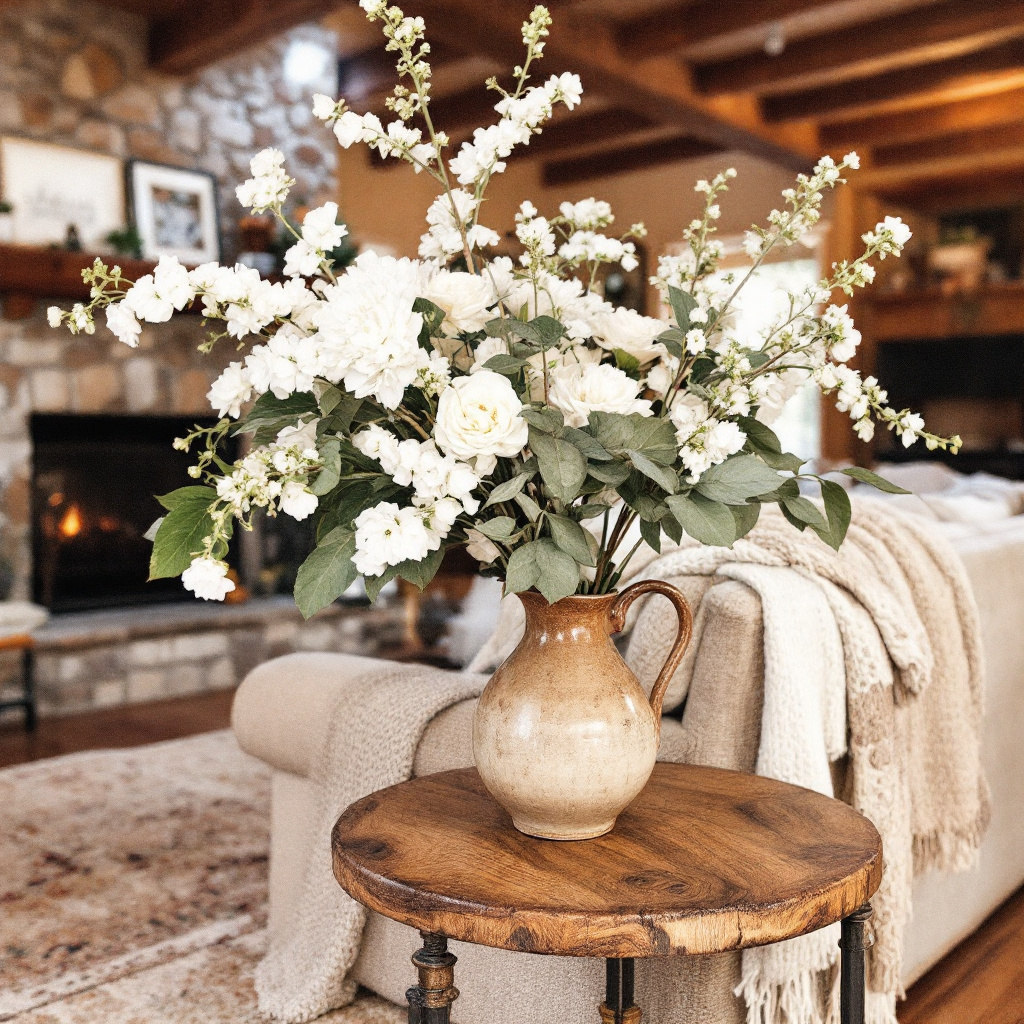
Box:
232, 651, 397, 778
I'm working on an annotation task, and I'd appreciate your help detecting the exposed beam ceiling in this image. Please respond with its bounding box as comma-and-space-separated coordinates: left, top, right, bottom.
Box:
613, 0, 839, 62
149, 0, 330, 75
510, 107, 658, 161
542, 134, 724, 186
401, 0, 809, 170
873, 120, 1024, 167
818, 84, 1024, 147
762, 37, 1024, 121
692, 0, 1024, 97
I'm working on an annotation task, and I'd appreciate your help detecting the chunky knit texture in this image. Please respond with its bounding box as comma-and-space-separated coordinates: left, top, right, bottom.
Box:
253, 665, 485, 1023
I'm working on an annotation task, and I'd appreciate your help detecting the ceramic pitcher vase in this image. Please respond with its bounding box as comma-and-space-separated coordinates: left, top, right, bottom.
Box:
473, 581, 693, 840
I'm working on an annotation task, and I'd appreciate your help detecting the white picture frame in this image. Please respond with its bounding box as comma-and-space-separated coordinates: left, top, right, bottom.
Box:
0, 137, 125, 249
129, 160, 221, 264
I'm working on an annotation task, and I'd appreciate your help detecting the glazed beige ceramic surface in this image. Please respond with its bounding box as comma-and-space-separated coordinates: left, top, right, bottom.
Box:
473, 582, 692, 840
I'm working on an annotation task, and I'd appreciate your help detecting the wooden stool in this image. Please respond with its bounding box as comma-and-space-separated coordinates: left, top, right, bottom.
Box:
333, 763, 882, 1024
0, 634, 36, 732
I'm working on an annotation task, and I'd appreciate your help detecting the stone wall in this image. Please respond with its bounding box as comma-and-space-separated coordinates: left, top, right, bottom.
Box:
0, 310, 236, 602
0, 597, 407, 717
0, 0, 339, 256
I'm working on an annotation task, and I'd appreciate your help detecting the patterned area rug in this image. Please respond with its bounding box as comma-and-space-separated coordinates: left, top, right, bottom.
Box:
0, 731, 403, 1023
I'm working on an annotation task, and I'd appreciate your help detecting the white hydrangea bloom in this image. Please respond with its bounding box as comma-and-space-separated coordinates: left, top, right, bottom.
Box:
182, 557, 235, 601
314, 251, 429, 409
207, 361, 253, 418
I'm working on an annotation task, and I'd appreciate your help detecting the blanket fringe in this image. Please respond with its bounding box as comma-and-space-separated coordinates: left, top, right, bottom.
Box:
736, 969, 829, 1024
913, 801, 990, 875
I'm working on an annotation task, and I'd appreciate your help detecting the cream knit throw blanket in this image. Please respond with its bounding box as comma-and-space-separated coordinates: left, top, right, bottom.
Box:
254, 665, 485, 1023
471, 501, 989, 1024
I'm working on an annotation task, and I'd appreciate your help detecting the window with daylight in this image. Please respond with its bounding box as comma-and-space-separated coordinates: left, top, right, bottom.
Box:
660, 241, 824, 462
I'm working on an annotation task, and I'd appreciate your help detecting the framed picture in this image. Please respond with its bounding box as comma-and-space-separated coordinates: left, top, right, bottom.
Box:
128, 160, 221, 264
0, 137, 125, 249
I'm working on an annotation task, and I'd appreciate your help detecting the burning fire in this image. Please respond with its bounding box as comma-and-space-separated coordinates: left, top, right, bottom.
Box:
58, 504, 82, 539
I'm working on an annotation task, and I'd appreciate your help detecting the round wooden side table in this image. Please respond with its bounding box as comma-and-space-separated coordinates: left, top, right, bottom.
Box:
333, 763, 882, 1024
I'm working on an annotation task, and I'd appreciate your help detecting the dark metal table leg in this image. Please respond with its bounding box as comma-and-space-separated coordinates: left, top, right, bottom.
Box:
407, 932, 458, 1024
600, 957, 641, 1024
839, 902, 873, 1024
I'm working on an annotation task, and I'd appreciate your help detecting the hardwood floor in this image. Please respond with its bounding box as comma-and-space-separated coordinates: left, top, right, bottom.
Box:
897, 885, 1024, 1024
2, 692, 1022, 1019
0, 689, 235, 768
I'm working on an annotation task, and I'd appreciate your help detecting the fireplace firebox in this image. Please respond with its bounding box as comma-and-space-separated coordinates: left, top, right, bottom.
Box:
31, 413, 238, 613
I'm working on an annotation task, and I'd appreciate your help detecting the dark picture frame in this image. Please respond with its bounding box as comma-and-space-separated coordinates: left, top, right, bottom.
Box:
127, 159, 221, 264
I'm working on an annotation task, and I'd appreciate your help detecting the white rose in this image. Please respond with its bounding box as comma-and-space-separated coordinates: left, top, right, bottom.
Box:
433, 369, 528, 475
280, 481, 319, 521
589, 306, 667, 365
645, 355, 679, 396
182, 557, 236, 601
422, 270, 495, 335
549, 362, 653, 428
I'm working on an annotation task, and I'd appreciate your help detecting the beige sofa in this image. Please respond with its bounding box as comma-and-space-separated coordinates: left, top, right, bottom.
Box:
233, 516, 1024, 1023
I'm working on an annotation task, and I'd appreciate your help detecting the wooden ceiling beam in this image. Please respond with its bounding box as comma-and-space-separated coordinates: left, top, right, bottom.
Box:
339, 41, 462, 105
542, 134, 724, 187
149, 0, 333, 76
693, 0, 1024, 97
400, 0, 809, 171
818, 85, 1024, 147
613, 0, 837, 63
510, 107, 658, 161
873, 120, 1024, 167
762, 37, 1024, 122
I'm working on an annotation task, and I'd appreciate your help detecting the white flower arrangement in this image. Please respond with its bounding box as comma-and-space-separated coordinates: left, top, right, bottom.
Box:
48, 3, 959, 612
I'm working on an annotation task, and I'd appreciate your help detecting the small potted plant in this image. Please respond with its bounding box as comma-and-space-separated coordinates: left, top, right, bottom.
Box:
0, 200, 14, 243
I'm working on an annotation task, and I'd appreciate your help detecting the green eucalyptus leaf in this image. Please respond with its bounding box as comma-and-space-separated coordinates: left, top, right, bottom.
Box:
505, 540, 543, 595
628, 450, 677, 494
666, 491, 738, 547
668, 285, 698, 331
662, 511, 683, 545
696, 455, 783, 504
310, 437, 342, 496
364, 564, 401, 603
522, 407, 564, 434
730, 501, 761, 540
841, 466, 911, 494
533, 538, 582, 603
562, 426, 613, 461
640, 516, 662, 553
818, 479, 852, 550
233, 391, 318, 443
475, 516, 516, 540
547, 513, 596, 566
397, 546, 445, 590
656, 327, 684, 360
530, 430, 587, 503
484, 473, 533, 508
781, 494, 828, 529
294, 527, 358, 618
529, 315, 566, 346
588, 412, 677, 465
514, 491, 542, 522
576, 502, 611, 520
587, 460, 631, 486
149, 486, 217, 580
483, 354, 529, 377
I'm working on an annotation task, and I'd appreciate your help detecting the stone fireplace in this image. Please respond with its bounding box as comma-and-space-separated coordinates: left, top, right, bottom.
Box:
0, 2, 408, 720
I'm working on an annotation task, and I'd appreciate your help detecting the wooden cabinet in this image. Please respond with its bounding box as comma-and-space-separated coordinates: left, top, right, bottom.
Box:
862, 283, 1024, 342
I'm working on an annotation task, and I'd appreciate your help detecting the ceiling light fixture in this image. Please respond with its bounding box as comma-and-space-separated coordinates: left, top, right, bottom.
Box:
764, 22, 786, 57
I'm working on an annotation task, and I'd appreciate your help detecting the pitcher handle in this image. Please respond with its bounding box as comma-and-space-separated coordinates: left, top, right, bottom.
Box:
609, 580, 693, 723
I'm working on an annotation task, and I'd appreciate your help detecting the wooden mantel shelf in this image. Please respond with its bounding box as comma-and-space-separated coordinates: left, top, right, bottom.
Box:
0, 244, 161, 321
863, 282, 1024, 341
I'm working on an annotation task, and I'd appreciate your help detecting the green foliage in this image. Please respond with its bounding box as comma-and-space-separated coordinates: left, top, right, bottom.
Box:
529, 429, 588, 503
149, 486, 217, 580
587, 412, 678, 466
666, 491, 737, 546
841, 466, 911, 494
668, 285, 698, 331
738, 416, 805, 473
695, 455, 783, 504
546, 513, 596, 566
505, 537, 580, 603
233, 391, 319, 446
475, 516, 516, 540
294, 527, 358, 617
